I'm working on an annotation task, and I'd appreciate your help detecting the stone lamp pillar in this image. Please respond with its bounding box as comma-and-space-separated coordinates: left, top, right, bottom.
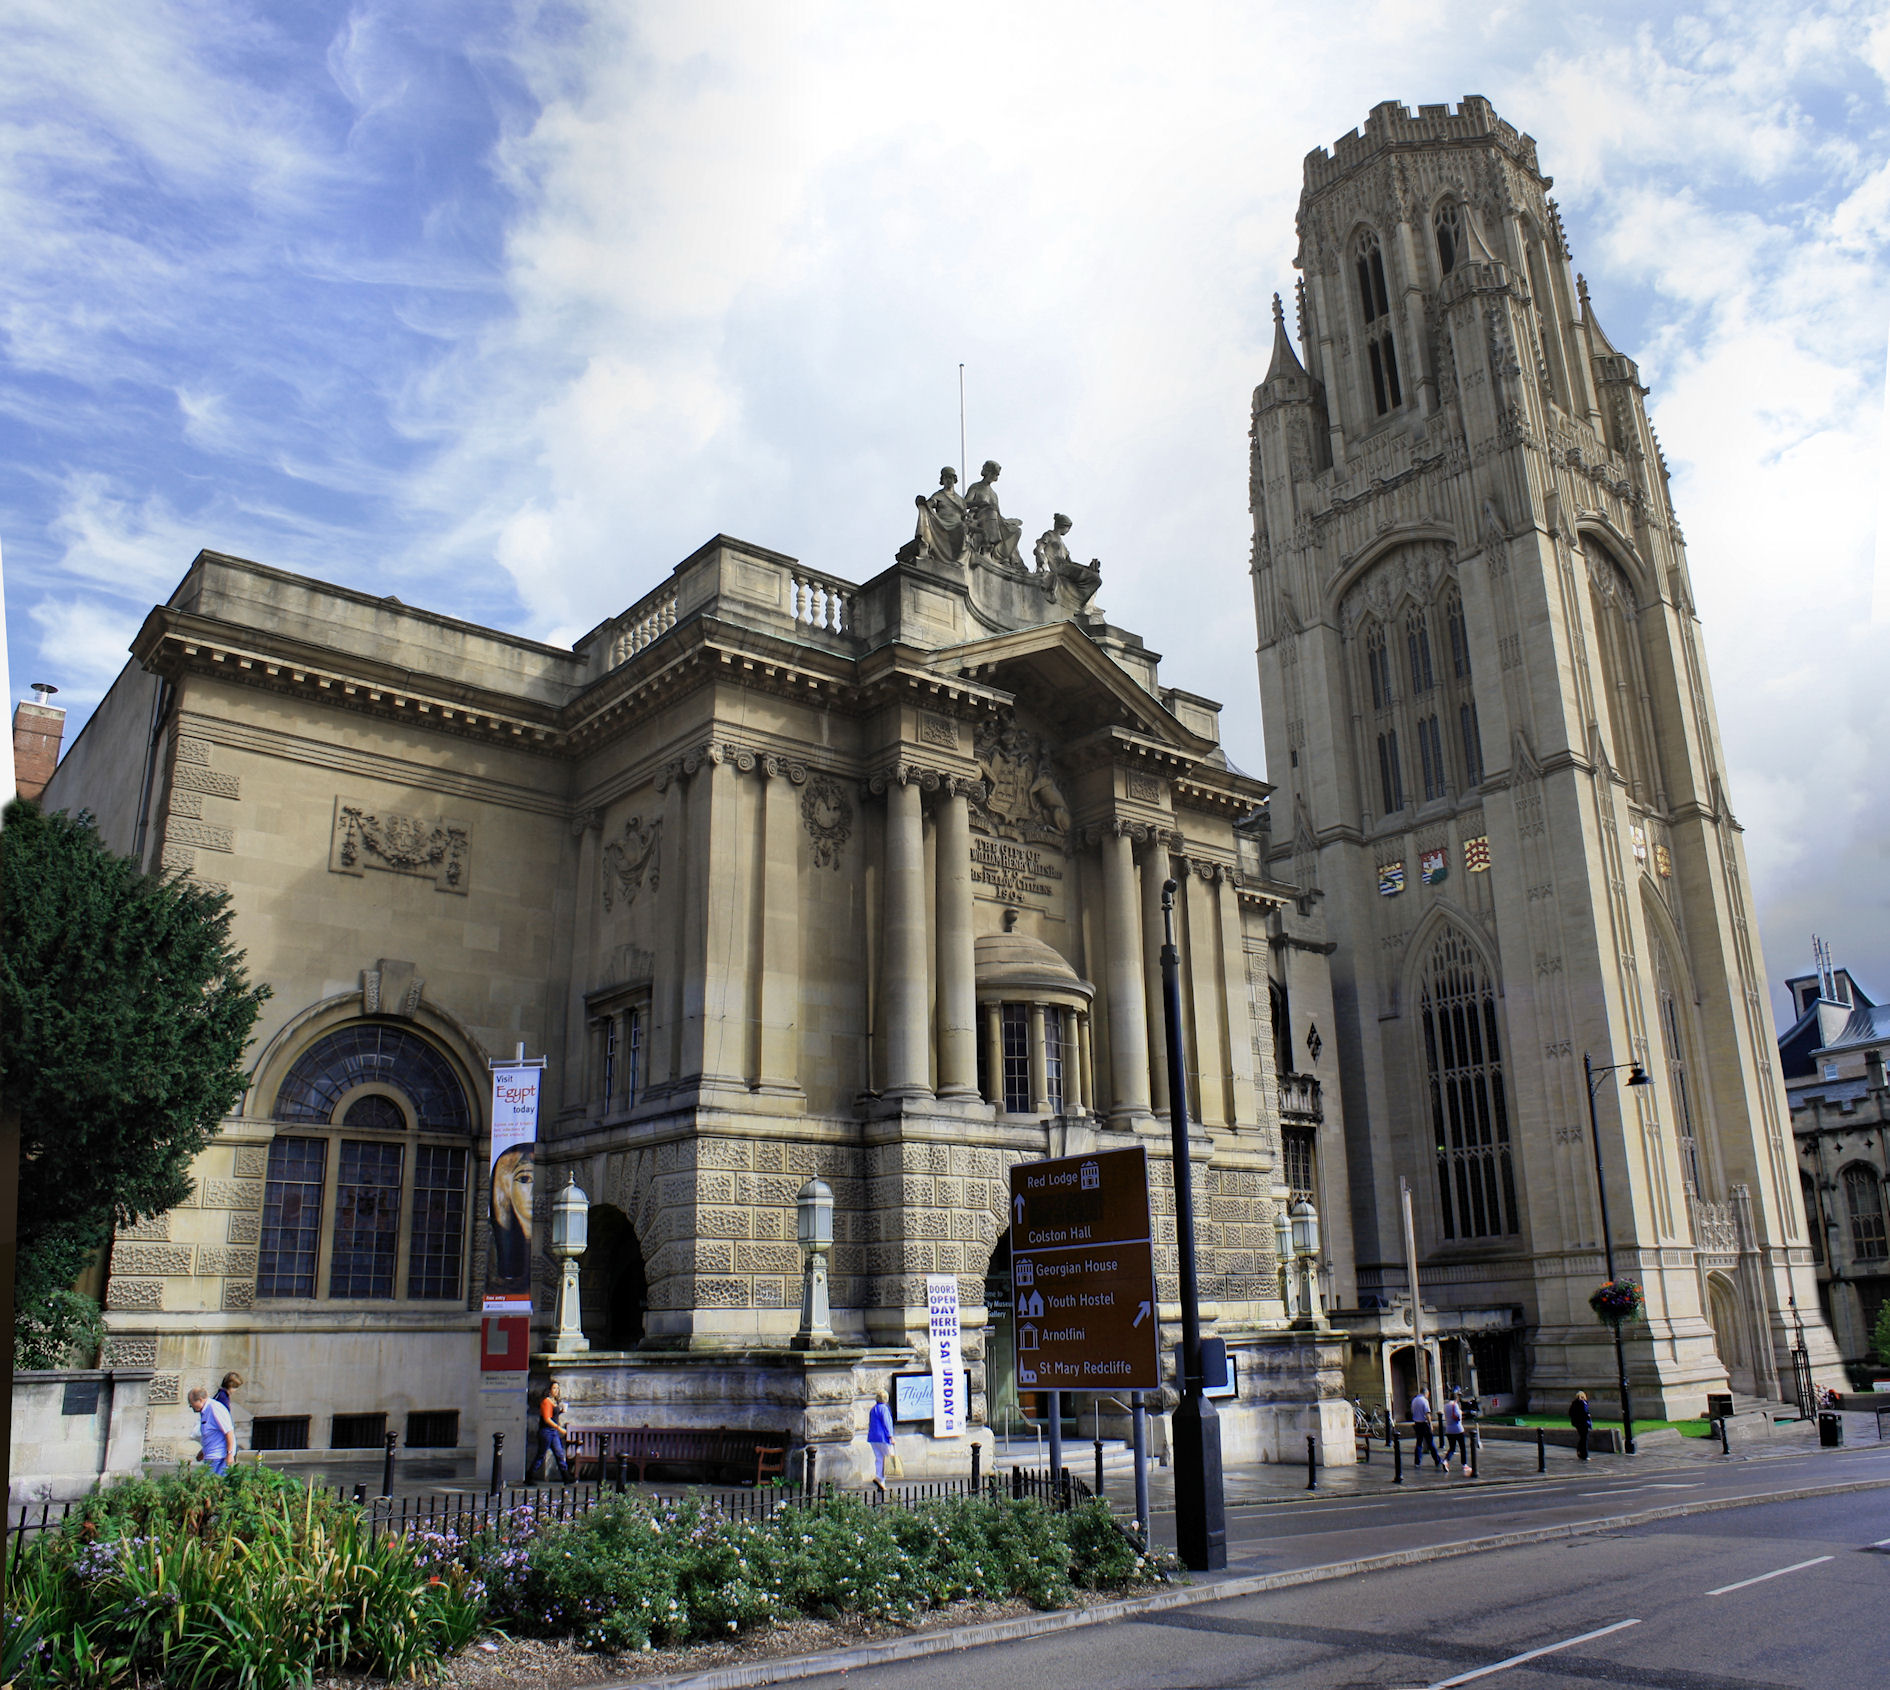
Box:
1274, 1205, 1296, 1318
1290, 1197, 1322, 1325
551, 1177, 590, 1355
795, 1176, 835, 1345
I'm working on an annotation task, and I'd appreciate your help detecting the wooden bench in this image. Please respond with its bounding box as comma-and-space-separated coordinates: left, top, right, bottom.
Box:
568, 1426, 789, 1487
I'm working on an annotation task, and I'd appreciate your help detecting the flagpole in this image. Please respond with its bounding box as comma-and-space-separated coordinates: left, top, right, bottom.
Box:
958, 364, 966, 486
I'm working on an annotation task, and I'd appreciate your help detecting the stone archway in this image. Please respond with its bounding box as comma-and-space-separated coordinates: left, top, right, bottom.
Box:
1706, 1272, 1754, 1396
580, 1205, 649, 1352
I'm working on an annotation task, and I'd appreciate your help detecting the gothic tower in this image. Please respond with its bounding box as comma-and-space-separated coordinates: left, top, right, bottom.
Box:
1249, 97, 1841, 1414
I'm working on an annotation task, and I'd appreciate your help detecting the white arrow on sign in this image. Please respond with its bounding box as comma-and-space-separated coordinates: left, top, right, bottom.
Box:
1014, 1194, 1025, 1223
1133, 1301, 1151, 1328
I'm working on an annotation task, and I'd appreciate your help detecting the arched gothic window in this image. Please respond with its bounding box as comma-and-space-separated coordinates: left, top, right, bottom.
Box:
1586, 549, 1663, 806
1435, 201, 1464, 276
1445, 589, 1484, 787
258, 1023, 475, 1302
1361, 620, 1404, 817
1354, 231, 1403, 415
1419, 930, 1519, 1240
1844, 1164, 1887, 1261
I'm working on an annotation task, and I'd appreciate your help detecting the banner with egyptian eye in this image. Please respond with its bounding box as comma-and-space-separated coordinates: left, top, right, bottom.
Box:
483, 1066, 540, 1313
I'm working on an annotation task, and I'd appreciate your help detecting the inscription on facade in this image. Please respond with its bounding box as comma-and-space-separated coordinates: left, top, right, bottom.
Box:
971, 839, 1065, 904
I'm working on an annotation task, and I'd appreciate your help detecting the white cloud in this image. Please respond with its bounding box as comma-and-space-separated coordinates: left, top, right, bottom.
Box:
24, 596, 143, 708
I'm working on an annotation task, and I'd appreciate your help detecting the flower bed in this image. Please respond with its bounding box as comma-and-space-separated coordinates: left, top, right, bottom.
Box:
3, 1467, 1171, 1686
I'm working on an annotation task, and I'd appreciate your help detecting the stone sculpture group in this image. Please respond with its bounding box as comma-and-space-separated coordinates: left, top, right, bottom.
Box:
898, 461, 1103, 612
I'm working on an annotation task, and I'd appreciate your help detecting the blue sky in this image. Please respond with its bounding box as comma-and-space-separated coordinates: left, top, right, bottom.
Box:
3, 0, 1887, 1013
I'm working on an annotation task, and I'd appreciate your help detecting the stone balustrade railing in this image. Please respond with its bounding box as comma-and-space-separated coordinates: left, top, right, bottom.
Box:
1279, 1072, 1323, 1123
789, 567, 855, 636
607, 584, 680, 668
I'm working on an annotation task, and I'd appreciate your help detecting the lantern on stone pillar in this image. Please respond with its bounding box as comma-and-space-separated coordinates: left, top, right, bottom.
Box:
551, 1177, 590, 1355
796, 1177, 835, 1345
1290, 1197, 1322, 1324
1274, 1204, 1295, 1316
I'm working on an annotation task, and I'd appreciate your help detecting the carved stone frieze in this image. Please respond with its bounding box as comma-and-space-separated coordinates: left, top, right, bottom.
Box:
968, 709, 1072, 849
331, 798, 469, 893
602, 816, 662, 912
799, 775, 853, 870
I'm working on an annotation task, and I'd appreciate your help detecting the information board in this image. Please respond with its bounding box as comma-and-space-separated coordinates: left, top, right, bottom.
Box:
1008, 1147, 1159, 1391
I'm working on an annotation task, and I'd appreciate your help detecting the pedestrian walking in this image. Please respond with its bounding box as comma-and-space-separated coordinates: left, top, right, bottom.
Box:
213, 1370, 244, 1411
530, 1380, 573, 1483
188, 1387, 235, 1475
867, 1388, 896, 1496
1410, 1386, 1443, 1470
1442, 1390, 1469, 1472
1570, 1389, 1593, 1461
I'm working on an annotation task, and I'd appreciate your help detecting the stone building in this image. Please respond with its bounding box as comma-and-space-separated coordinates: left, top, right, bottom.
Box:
1246, 97, 1842, 1417
1779, 954, 1890, 1375
42, 472, 1352, 1478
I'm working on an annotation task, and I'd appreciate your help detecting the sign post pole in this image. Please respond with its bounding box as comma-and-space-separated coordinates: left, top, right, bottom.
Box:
1161, 880, 1226, 1571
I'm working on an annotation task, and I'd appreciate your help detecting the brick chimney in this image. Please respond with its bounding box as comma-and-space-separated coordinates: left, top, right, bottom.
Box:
13, 683, 65, 802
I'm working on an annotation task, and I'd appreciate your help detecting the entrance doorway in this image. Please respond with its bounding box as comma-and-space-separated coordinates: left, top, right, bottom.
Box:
580, 1205, 648, 1351
1706, 1273, 1754, 1396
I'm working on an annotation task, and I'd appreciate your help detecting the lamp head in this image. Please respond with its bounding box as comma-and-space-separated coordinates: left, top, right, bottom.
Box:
1290, 1196, 1320, 1257
551, 1176, 589, 1256
796, 1176, 834, 1252
1626, 1064, 1652, 1087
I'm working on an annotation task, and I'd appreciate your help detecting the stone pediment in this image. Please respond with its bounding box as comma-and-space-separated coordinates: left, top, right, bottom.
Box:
939, 622, 1217, 760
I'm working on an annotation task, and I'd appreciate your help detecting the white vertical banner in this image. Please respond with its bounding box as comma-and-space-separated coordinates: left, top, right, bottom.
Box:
483, 1064, 542, 1313
926, 1273, 964, 1438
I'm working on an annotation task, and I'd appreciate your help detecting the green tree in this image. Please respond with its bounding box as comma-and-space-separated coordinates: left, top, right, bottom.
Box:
1872, 1298, 1890, 1368
1, 800, 268, 1366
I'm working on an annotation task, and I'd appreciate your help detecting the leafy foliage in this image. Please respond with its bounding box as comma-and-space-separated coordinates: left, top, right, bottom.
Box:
1871, 1297, 1890, 1366
0, 800, 268, 1359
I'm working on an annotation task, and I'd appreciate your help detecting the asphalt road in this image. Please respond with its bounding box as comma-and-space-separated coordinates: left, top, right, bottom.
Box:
795, 1460, 1890, 1689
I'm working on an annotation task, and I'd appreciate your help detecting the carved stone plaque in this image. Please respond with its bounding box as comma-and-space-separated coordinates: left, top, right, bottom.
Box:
330, 798, 470, 894
970, 838, 1066, 906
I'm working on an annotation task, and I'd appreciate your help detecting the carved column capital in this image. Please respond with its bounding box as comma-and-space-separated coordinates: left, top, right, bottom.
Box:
570, 807, 604, 837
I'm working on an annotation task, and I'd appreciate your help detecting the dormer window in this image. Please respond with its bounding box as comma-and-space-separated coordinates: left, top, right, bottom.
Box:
1354, 231, 1403, 415
1435, 202, 1463, 276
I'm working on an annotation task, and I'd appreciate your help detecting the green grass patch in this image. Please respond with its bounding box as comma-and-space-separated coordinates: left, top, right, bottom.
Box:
1484, 1413, 1713, 1437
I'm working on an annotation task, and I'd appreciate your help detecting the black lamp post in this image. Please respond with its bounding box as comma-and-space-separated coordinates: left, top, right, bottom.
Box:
1583, 1052, 1652, 1455
1161, 881, 1225, 1570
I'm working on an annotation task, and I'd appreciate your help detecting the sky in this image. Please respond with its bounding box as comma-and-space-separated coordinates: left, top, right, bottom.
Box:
3, 0, 1887, 1018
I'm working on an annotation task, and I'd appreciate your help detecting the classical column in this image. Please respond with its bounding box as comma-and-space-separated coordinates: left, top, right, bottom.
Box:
685, 747, 748, 1086
1102, 826, 1152, 1119
935, 782, 978, 1098
1216, 869, 1258, 1128
649, 766, 688, 1087
1140, 834, 1172, 1115
982, 1003, 1004, 1107
1029, 1003, 1050, 1115
880, 770, 932, 1098
757, 758, 804, 1093
1183, 863, 1226, 1125
1076, 1011, 1094, 1116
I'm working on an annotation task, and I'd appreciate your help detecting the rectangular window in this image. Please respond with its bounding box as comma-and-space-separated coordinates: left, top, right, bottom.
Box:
405, 1410, 460, 1449
600, 1016, 618, 1109
625, 1007, 644, 1107
249, 1416, 310, 1452
1283, 1126, 1316, 1204
1469, 1333, 1513, 1395
329, 1140, 404, 1298
331, 1412, 387, 1450
1449, 605, 1472, 679
1045, 1009, 1066, 1113
1001, 1004, 1031, 1114
407, 1144, 468, 1299
257, 1137, 327, 1298
1377, 729, 1404, 813
1408, 625, 1435, 695
1368, 340, 1389, 413
1418, 715, 1444, 801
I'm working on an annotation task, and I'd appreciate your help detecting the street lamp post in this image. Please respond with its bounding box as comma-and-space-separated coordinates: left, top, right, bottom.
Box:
1290, 1198, 1322, 1325
1161, 881, 1226, 1571
1583, 1053, 1651, 1455
550, 1177, 590, 1355
794, 1177, 835, 1346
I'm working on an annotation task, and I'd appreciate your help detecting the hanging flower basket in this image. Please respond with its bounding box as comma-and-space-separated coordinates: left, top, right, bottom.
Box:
1589, 1279, 1645, 1329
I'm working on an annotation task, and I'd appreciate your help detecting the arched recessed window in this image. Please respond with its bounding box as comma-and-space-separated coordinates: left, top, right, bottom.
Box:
258, 1023, 475, 1302
1419, 929, 1519, 1240
1654, 945, 1703, 1196
1801, 1172, 1824, 1265
1587, 549, 1663, 805
1406, 610, 1436, 697
974, 932, 1093, 1118
1354, 230, 1403, 415
1435, 201, 1464, 276
1845, 1164, 1887, 1261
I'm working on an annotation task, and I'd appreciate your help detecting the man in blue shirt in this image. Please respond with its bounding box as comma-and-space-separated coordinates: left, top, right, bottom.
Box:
1409, 1386, 1444, 1470
189, 1386, 235, 1475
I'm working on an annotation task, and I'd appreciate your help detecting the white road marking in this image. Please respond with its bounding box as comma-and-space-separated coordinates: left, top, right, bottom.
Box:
1705, 1555, 1834, 1596
1418, 1618, 1641, 1688
1578, 1483, 1702, 1496
1870, 1537, 1890, 1548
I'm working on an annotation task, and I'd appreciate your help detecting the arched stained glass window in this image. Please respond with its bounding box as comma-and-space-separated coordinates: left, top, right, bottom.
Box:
1845, 1164, 1887, 1261
1419, 929, 1519, 1240
273, 1024, 471, 1133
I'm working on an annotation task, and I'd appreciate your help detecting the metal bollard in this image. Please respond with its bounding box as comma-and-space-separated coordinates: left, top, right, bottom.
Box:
382, 1429, 398, 1498
802, 1443, 817, 1496
614, 1448, 627, 1494
1392, 1426, 1403, 1484
352, 1481, 367, 1506
1717, 1417, 1731, 1456
1094, 1436, 1105, 1498
489, 1431, 504, 1495
1536, 1427, 1546, 1473
971, 1441, 982, 1491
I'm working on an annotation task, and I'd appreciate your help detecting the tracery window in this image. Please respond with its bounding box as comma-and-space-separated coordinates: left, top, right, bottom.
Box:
1435, 201, 1464, 276
1419, 929, 1519, 1240
1845, 1164, 1887, 1261
1354, 231, 1403, 415
258, 1023, 474, 1303
1283, 1127, 1316, 1206
1587, 549, 1663, 806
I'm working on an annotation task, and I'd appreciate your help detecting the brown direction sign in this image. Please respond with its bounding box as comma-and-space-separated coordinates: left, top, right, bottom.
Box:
1008, 1146, 1159, 1391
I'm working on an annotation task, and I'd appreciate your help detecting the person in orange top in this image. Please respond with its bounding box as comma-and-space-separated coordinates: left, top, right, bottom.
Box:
531, 1380, 573, 1484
